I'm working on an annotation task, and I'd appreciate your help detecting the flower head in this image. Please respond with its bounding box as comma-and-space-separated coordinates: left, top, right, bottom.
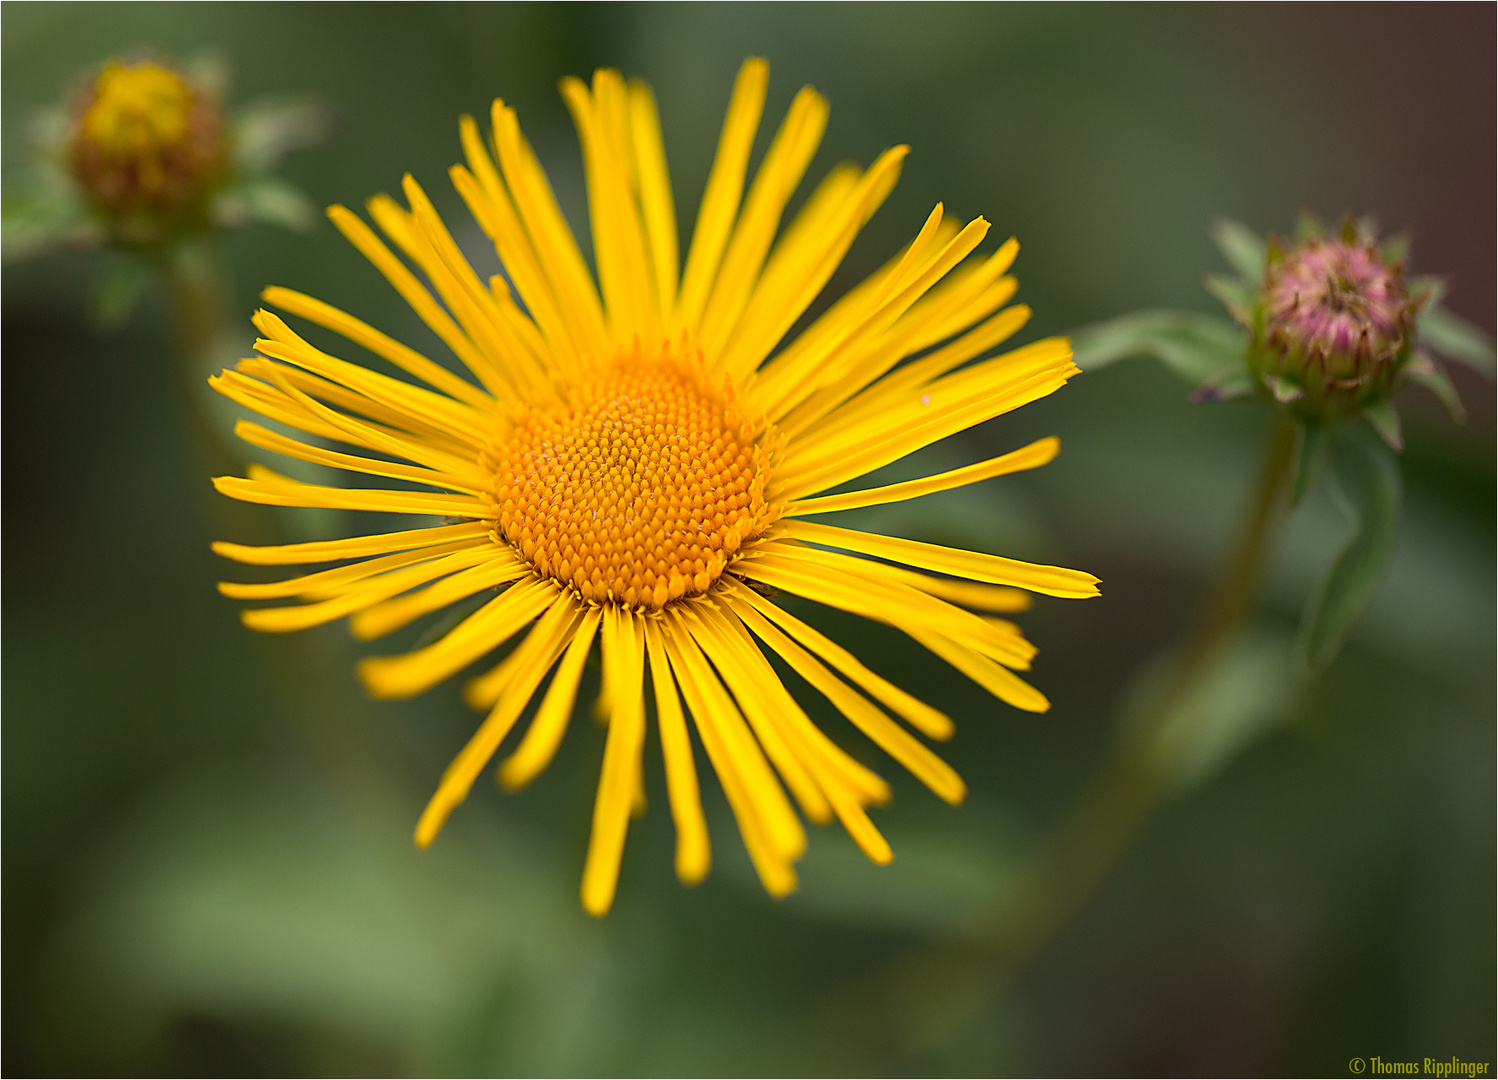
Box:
1248, 221, 1420, 417
211, 60, 1098, 915
67, 61, 226, 236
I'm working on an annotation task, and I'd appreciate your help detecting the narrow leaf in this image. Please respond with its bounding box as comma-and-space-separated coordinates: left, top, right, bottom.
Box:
1202, 273, 1250, 319
1209, 219, 1266, 284
1362, 400, 1403, 452
1419, 304, 1496, 376
1069, 309, 1244, 386
1404, 352, 1466, 422
1296, 426, 1402, 671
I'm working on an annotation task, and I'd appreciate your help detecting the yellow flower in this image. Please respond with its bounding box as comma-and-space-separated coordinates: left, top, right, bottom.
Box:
211, 59, 1099, 916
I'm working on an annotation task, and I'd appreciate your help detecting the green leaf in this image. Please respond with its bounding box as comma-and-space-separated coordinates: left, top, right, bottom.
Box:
1362, 400, 1403, 452
1069, 309, 1244, 386
1404, 351, 1465, 422
1209, 219, 1266, 284
234, 97, 333, 172
1418, 304, 1495, 376
90, 256, 154, 330
1202, 273, 1250, 319
1122, 629, 1299, 794
1290, 420, 1327, 507
1295, 425, 1403, 672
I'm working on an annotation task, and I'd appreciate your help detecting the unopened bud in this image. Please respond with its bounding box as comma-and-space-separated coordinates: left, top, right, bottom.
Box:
1248, 227, 1419, 417
67, 61, 225, 238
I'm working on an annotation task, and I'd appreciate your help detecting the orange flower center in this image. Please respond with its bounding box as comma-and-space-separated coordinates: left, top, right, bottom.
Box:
489, 350, 775, 609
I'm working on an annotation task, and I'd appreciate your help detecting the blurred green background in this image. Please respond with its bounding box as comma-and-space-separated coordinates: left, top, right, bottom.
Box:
4, 3, 1493, 1075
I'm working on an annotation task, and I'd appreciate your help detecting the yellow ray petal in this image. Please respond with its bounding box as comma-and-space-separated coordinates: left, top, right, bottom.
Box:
698, 85, 829, 365
787, 436, 1059, 516
213, 473, 486, 519
237, 547, 497, 634
779, 339, 1079, 499
260, 286, 490, 409
327, 204, 496, 389
217, 538, 485, 600
679, 605, 833, 825
660, 616, 799, 897
233, 420, 487, 494
499, 607, 603, 790
627, 80, 679, 326
906, 625, 1050, 714
724, 587, 966, 804
489, 98, 610, 359
777, 520, 1099, 598
414, 596, 581, 847
674, 57, 769, 333
722, 578, 953, 741
358, 576, 555, 699
562, 70, 659, 346
737, 546, 1036, 674
696, 599, 891, 806
581, 607, 649, 915
349, 552, 530, 640
212, 521, 490, 567
643, 618, 710, 885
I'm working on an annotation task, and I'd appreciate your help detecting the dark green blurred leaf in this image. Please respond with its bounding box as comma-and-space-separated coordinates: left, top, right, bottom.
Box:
234, 97, 333, 173
1363, 400, 1402, 452
1069, 309, 1243, 387
1290, 420, 1326, 507
1296, 425, 1403, 672
90, 254, 154, 329
1124, 629, 1299, 793
1202, 272, 1250, 320
1419, 304, 1496, 376
1404, 351, 1465, 422
1209, 218, 1266, 283
1, 185, 88, 262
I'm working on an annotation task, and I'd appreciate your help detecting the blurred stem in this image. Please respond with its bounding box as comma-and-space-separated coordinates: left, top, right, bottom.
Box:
156, 237, 403, 784
987, 408, 1299, 968
159, 238, 241, 479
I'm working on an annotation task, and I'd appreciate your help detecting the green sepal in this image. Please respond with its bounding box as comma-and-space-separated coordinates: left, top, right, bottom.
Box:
1404, 351, 1465, 422
1295, 210, 1324, 245
1209, 219, 1266, 284
90, 254, 154, 329
1417, 304, 1496, 376
1379, 231, 1411, 265
1362, 400, 1403, 452
1264, 373, 1302, 404
1295, 425, 1403, 672
1068, 309, 1244, 387
1289, 420, 1327, 507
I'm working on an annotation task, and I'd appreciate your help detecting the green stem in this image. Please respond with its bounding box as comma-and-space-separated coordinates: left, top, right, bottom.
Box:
987, 408, 1299, 968
156, 237, 402, 782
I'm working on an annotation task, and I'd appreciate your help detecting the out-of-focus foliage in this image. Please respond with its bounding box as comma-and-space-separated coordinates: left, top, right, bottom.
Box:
4, 4, 1493, 1076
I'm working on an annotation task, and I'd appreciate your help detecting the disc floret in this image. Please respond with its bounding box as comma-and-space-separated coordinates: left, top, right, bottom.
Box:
488, 342, 778, 610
